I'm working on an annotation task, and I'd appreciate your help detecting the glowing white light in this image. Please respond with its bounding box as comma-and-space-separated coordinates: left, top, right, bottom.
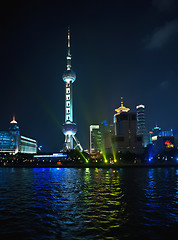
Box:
136, 105, 145, 109
21, 136, 37, 143
151, 136, 157, 141
10, 116, 17, 124
90, 125, 99, 130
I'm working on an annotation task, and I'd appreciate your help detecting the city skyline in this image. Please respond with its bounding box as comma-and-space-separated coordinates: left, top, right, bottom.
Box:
0, 0, 178, 151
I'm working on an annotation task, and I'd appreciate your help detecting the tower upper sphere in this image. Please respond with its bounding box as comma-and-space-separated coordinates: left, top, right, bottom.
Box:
62, 69, 76, 83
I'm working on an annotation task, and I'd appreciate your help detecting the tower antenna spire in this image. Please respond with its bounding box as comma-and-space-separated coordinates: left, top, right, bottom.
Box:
68, 27, 71, 56
121, 96, 123, 107
67, 26, 71, 70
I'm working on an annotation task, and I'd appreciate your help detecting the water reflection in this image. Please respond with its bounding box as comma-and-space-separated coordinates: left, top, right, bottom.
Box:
176, 169, 178, 204
141, 168, 178, 231
0, 168, 178, 240
31, 168, 128, 239
81, 169, 128, 238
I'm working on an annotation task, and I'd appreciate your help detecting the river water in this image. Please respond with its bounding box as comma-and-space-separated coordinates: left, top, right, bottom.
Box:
0, 167, 178, 240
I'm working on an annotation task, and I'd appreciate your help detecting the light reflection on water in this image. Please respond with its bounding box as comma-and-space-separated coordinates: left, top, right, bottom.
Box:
0, 168, 178, 239
82, 168, 128, 238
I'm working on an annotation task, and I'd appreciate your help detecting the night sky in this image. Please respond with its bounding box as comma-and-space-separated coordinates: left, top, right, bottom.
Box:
1, 0, 178, 152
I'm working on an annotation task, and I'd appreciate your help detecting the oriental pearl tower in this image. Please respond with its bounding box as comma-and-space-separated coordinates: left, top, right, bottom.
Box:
62, 28, 82, 151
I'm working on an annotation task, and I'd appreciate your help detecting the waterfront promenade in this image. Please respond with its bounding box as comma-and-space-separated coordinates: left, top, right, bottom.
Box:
1, 161, 178, 168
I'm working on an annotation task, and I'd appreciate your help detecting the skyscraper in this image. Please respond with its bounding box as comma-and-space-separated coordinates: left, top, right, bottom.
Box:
62, 28, 82, 151
136, 104, 149, 147
114, 111, 143, 153
114, 97, 130, 135
90, 125, 102, 153
112, 99, 143, 153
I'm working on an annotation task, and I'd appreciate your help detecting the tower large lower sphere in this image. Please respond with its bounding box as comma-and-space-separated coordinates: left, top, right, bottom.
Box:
62, 28, 78, 151
62, 122, 77, 150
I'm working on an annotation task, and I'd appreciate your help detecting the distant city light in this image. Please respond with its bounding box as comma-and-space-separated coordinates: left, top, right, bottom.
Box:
136, 104, 145, 109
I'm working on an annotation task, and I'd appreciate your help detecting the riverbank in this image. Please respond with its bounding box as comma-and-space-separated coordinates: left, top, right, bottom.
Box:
0, 162, 178, 168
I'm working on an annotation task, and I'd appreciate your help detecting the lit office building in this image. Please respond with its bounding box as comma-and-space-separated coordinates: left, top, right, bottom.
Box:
148, 127, 178, 161
0, 131, 18, 154
0, 117, 37, 154
90, 125, 102, 153
113, 99, 143, 153
151, 136, 176, 160
136, 104, 149, 147
100, 120, 115, 154
20, 136, 37, 154
114, 112, 143, 152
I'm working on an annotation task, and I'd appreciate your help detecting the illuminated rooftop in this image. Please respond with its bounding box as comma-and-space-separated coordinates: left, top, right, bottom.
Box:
10, 116, 17, 124
136, 104, 145, 109
114, 97, 130, 118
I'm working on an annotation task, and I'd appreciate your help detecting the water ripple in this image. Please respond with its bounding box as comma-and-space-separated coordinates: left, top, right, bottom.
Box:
0, 168, 178, 239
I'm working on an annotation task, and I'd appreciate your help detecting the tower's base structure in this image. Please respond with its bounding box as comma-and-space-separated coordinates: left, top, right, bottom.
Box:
62, 122, 83, 152
62, 28, 83, 152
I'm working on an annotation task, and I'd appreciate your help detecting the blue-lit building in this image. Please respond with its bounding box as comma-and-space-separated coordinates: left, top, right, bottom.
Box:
0, 117, 37, 154
0, 131, 18, 154
148, 129, 178, 161
33, 153, 67, 162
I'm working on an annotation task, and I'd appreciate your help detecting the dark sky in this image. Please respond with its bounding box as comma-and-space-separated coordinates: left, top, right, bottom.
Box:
1, 0, 178, 152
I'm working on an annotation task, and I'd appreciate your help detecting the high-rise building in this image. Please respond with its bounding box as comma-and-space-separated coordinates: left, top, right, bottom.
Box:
114, 97, 130, 135
89, 121, 115, 154
113, 112, 143, 153
90, 125, 102, 153
0, 117, 37, 154
62, 28, 82, 151
113, 99, 143, 153
100, 120, 115, 154
136, 104, 149, 147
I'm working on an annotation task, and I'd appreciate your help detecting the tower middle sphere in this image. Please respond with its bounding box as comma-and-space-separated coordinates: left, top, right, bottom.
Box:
63, 69, 76, 83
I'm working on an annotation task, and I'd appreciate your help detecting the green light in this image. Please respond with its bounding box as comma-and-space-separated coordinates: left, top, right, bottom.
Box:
77, 149, 88, 163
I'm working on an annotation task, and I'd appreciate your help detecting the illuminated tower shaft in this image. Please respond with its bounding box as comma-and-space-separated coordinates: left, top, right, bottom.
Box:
62, 28, 77, 150
65, 82, 73, 122
64, 80, 75, 148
